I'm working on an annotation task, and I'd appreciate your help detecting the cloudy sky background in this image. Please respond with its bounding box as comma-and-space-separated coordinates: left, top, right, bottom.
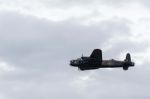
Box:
0, 0, 150, 99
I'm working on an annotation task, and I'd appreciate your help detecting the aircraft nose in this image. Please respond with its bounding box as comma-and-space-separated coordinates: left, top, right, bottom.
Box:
70, 60, 75, 66
70, 60, 73, 65
70, 60, 78, 67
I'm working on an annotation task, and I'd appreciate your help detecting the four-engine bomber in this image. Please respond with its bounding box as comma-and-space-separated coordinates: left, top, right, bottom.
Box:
70, 49, 135, 70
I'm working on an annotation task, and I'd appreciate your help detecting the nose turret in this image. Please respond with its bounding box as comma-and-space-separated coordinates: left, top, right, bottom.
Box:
70, 60, 78, 67
70, 60, 74, 66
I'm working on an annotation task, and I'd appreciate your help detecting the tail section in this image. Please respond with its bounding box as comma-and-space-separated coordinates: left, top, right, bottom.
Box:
123, 53, 134, 70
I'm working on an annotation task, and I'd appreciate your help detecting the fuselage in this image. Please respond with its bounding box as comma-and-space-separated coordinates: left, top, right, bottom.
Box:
70, 58, 134, 70
101, 60, 125, 67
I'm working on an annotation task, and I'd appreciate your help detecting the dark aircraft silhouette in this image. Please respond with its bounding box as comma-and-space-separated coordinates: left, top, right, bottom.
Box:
70, 49, 135, 71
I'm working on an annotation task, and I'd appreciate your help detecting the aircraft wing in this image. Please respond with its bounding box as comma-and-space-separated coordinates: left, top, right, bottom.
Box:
90, 49, 102, 61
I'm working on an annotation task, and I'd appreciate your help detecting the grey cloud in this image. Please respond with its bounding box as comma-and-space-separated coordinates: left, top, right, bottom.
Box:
0, 12, 130, 69
0, 0, 149, 10
103, 39, 149, 59
41, 0, 138, 7
0, 11, 149, 99
139, 0, 150, 9
40, 0, 150, 11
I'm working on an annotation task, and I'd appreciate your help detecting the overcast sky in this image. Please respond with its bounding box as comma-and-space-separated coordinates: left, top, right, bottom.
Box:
0, 0, 150, 99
